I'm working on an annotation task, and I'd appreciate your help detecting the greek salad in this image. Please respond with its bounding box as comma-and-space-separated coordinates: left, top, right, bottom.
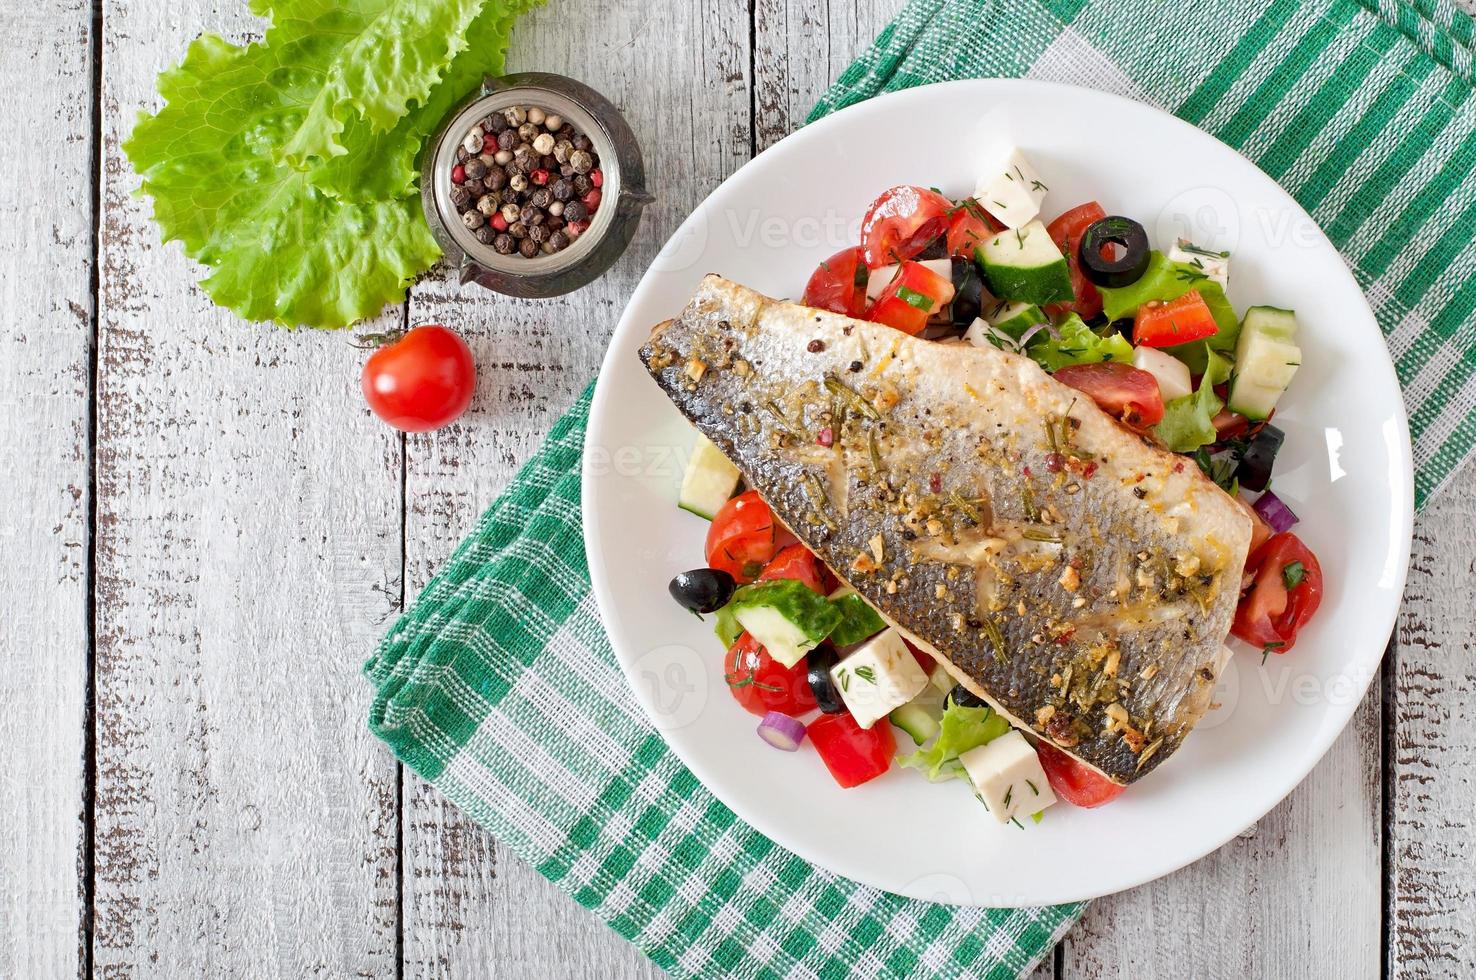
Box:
665, 146, 1324, 823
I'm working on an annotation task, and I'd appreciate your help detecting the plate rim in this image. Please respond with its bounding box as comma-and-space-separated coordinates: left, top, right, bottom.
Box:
583, 77, 1415, 906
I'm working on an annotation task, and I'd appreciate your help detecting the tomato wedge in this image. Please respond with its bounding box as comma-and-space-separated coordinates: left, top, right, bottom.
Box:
807, 711, 896, 788
723, 632, 818, 716
945, 202, 1000, 258
704, 490, 783, 583
860, 185, 954, 267
865, 260, 956, 336
1052, 362, 1166, 428
1035, 741, 1127, 808
1044, 202, 1107, 320
1134, 290, 1219, 347
758, 543, 826, 594
1232, 532, 1323, 653
801, 245, 870, 318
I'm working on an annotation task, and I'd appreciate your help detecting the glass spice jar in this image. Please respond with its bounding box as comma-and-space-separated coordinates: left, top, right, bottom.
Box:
422, 72, 651, 298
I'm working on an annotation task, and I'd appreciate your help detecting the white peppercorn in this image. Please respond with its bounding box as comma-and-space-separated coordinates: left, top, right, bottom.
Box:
508, 172, 529, 193
517, 122, 538, 142
494, 148, 513, 165
527, 106, 545, 125
532, 132, 555, 155
543, 113, 563, 132
553, 140, 573, 164
500, 202, 520, 223
461, 209, 484, 230
462, 131, 484, 154
569, 149, 594, 174
503, 106, 527, 126
548, 200, 564, 217
476, 194, 500, 216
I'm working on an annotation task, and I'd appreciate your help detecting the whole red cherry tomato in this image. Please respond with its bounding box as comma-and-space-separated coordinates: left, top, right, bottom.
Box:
362, 325, 476, 432
723, 632, 818, 716
705, 490, 789, 584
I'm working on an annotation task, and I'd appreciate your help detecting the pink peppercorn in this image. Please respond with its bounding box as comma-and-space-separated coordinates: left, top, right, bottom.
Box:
531, 168, 550, 186
590, 168, 603, 188
582, 189, 602, 211
816, 427, 834, 448
491, 212, 509, 232
452, 164, 466, 184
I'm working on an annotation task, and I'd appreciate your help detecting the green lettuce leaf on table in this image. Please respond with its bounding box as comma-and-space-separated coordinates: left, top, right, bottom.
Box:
124, 0, 541, 328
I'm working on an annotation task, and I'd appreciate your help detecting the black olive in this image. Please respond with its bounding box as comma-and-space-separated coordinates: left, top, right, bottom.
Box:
668, 568, 736, 614
948, 684, 987, 709
1233, 422, 1285, 492
1079, 216, 1150, 289
1107, 317, 1136, 338
914, 234, 948, 261
950, 256, 986, 329
806, 645, 846, 714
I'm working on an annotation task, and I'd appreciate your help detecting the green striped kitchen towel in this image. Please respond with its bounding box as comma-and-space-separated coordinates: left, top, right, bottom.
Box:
369, 1, 1475, 977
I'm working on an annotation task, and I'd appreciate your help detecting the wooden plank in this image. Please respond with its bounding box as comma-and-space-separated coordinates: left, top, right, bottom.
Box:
0, 2, 95, 978
1062, 687, 1383, 979
1389, 459, 1476, 978
397, 2, 752, 976
93, 2, 402, 975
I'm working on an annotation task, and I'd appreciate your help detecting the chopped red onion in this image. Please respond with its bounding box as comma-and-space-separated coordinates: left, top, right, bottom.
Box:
1016, 322, 1048, 347
756, 711, 806, 752
1252, 489, 1299, 533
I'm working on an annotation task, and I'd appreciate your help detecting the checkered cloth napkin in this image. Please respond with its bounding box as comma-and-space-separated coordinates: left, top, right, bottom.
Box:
367, 1, 1475, 976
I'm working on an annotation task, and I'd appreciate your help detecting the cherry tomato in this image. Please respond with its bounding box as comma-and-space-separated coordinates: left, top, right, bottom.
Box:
1232, 532, 1323, 653
758, 543, 826, 593
865, 260, 956, 336
1044, 203, 1107, 320
1035, 741, 1127, 808
1053, 362, 1166, 428
705, 490, 782, 583
361, 325, 476, 432
807, 711, 896, 788
723, 632, 818, 716
945, 202, 1000, 258
1134, 290, 1219, 347
860, 186, 954, 267
801, 246, 870, 318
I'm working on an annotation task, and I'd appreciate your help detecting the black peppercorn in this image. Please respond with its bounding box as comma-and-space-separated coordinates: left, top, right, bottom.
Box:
542, 155, 558, 172
509, 221, 528, 239
497, 129, 517, 151
557, 122, 575, 139
572, 133, 593, 151
530, 187, 551, 209
512, 147, 537, 174
563, 200, 588, 224
545, 214, 565, 232
485, 167, 508, 191
463, 157, 487, 180
519, 203, 545, 226
519, 237, 539, 258
551, 178, 574, 202
450, 185, 471, 208
475, 225, 496, 245
548, 230, 569, 251
572, 174, 593, 195
493, 233, 515, 254
456, 146, 470, 162
528, 222, 549, 244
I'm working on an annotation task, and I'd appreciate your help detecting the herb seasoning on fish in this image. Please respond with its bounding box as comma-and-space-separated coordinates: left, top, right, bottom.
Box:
640, 276, 1253, 785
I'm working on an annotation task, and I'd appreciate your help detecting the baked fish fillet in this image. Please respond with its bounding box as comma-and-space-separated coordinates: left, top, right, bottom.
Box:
640, 275, 1253, 784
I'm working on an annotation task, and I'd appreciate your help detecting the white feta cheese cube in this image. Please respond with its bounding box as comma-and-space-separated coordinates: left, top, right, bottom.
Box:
830, 627, 929, 729
972, 147, 1048, 229
1166, 240, 1230, 287
959, 730, 1058, 824
1132, 346, 1193, 402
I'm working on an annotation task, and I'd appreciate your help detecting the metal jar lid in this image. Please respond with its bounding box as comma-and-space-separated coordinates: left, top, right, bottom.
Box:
422, 72, 651, 298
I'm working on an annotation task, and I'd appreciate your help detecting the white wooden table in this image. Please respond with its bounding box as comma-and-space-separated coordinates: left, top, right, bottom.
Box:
3, 1, 1474, 977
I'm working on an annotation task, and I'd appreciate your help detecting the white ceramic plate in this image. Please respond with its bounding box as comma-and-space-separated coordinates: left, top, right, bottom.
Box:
583, 79, 1413, 906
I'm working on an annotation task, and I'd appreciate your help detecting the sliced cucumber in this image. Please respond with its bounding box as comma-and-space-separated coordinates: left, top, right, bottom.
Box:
975, 220, 1073, 305
826, 586, 888, 647
891, 700, 942, 745
678, 433, 741, 520
985, 300, 1047, 341
730, 579, 842, 668
1229, 306, 1302, 421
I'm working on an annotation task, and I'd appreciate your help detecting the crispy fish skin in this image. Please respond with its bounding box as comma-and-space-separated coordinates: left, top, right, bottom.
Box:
641, 275, 1252, 784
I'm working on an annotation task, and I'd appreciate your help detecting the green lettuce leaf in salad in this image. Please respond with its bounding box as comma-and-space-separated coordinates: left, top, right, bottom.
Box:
1154, 375, 1224, 452
897, 699, 1011, 782
124, 0, 542, 328
1028, 313, 1134, 373
1099, 251, 1241, 368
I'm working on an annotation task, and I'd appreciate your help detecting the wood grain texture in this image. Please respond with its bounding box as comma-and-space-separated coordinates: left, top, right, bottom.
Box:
94, 1, 403, 975
0, 3, 94, 978
397, 1, 751, 976
1389, 459, 1476, 979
